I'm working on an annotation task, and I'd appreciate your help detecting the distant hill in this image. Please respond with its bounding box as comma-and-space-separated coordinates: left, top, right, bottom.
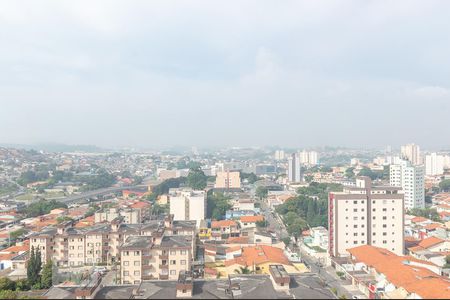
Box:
0, 143, 109, 153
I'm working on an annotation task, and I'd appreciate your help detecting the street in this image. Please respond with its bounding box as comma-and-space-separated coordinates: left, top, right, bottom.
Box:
256, 192, 356, 299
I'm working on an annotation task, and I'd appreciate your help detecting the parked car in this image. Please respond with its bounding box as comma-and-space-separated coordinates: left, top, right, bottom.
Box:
94, 266, 107, 275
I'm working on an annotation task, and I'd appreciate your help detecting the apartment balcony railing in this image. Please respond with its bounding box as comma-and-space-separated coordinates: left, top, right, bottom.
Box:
159, 254, 168, 260
159, 264, 168, 269
159, 274, 169, 280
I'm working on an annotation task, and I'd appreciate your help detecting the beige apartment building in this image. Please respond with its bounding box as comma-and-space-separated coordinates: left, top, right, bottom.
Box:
214, 171, 241, 190
30, 215, 196, 273
328, 177, 404, 257
120, 234, 193, 284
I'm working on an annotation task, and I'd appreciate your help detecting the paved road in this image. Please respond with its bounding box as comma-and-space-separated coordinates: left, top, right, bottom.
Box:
257, 195, 354, 299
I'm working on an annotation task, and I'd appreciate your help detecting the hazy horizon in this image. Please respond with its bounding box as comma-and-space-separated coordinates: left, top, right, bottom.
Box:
1, 1, 450, 150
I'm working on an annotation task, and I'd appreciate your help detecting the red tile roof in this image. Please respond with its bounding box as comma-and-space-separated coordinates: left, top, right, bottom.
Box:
130, 201, 151, 209
211, 220, 237, 228
240, 215, 264, 223
225, 245, 290, 267
348, 245, 450, 299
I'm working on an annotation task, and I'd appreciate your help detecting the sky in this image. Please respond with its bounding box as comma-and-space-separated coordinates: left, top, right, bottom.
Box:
1, 1, 450, 150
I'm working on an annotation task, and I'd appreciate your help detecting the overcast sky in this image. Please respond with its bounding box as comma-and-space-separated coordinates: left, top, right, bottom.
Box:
1, 1, 450, 150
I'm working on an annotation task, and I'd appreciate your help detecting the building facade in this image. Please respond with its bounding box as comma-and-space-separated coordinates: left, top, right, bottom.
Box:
401, 143, 421, 165
328, 177, 404, 257
169, 188, 206, 227
425, 153, 445, 176
214, 171, 241, 189
390, 160, 425, 210
287, 153, 302, 183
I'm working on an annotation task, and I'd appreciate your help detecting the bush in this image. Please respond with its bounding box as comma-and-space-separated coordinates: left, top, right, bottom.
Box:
14, 279, 30, 291
0, 277, 16, 291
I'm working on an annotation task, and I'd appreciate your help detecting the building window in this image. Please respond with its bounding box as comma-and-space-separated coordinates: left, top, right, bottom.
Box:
181, 260, 186, 265
353, 201, 357, 204
383, 240, 387, 244
123, 271, 129, 276
124, 261, 129, 266
134, 271, 140, 276
353, 233, 358, 236
383, 224, 387, 228
353, 225, 358, 228
353, 241, 358, 244
353, 217, 358, 220
353, 208, 357, 212
171, 260, 176, 265
382, 216, 387, 220
134, 251, 140, 255
170, 250, 176, 255
134, 261, 140, 266
383, 232, 387, 236
170, 270, 176, 275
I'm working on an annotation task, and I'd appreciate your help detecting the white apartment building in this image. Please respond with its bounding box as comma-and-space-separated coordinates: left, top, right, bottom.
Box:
328, 177, 404, 257
169, 188, 206, 227
288, 153, 302, 182
299, 150, 318, 166
401, 143, 422, 165
425, 153, 445, 176
274, 150, 285, 161
390, 160, 425, 210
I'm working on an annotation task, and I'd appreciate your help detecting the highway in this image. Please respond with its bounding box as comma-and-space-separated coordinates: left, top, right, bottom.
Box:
58, 185, 140, 204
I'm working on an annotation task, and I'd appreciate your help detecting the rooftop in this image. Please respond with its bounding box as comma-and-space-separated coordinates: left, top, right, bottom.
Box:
348, 245, 450, 299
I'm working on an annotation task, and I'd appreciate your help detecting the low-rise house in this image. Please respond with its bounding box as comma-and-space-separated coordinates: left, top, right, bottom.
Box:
224, 245, 298, 275
333, 245, 450, 299
211, 220, 240, 241
225, 210, 257, 220
239, 215, 264, 229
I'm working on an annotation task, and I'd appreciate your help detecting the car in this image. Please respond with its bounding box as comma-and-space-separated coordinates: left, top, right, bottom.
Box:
94, 266, 107, 275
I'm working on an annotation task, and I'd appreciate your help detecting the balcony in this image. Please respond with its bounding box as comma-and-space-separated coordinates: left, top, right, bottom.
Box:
142, 275, 155, 280
143, 264, 154, 270
159, 254, 168, 260
159, 264, 168, 269
159, 274, 169, 280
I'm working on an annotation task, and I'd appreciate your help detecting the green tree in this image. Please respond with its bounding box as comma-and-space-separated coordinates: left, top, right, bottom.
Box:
234, 266, 252, 274
439, 179, 450, 192
255, 220, 268, 228
207, 192, 232, 220
287, 218, 308, 239
255, 186, 268, 199
304, 175, 314, 183
345, 167, 355, 179
240, 172, 259, 184
10, 228, 27, 241
444, 255, 450, 268
186, 168, 207, 190
27, 246, 36, 285
41, 261, 53, 289
409, 208, 441, 222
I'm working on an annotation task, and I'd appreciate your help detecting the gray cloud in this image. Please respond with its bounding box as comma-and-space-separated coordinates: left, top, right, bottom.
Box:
0, 0, 450, 150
